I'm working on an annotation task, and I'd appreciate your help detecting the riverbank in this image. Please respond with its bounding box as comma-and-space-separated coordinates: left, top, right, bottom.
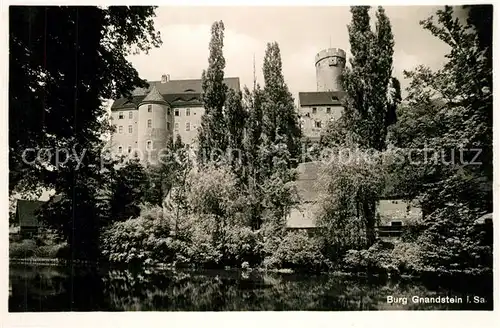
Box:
9, 257, 492, 281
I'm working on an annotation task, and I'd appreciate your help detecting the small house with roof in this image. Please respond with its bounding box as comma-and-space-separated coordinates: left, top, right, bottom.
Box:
16, 199, 45, 237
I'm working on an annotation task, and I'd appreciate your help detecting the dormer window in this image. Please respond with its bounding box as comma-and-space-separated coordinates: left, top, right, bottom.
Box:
118, 112, 124, 119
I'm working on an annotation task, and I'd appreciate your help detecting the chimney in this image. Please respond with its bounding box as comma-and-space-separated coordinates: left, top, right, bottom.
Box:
166, 74, 170, 82
161, 74, 167, 83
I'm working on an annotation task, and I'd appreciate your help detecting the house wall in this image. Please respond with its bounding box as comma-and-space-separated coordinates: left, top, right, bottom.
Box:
299, 105, 343, 140
110, 109, 139, 155
173, 106, 204, 145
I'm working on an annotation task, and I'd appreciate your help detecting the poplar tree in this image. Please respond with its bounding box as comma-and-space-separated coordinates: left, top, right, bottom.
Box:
261, 42, 301, 171
198, 20, 228, 164
343, 6, 396, 151
225, 88, 246, 173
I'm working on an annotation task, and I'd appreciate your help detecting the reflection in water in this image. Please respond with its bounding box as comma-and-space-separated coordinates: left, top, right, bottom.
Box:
9, 264, 492, 311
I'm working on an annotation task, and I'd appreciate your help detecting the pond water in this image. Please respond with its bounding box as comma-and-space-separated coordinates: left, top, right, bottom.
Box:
9, 263, 493, 311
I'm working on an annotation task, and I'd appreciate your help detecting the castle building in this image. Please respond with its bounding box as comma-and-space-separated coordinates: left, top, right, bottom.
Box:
298, 48, 346, 142
110, 75, 240, 162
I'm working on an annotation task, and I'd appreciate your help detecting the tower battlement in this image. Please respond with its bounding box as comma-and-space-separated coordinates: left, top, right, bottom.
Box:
315, 48, 346, 65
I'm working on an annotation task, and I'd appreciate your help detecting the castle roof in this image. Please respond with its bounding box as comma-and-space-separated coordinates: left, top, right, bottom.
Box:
140, 85, 167, 104
298, 91, 346, 107
111, 77, 240, 110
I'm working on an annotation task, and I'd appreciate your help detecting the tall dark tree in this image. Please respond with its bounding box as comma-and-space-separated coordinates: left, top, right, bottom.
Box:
9, 6, 161, 259
110, 159, 148, 222
342, 6, 396, 151
225, 88, 246, 174
198, 20, 228, 164
261, 42, 301, 170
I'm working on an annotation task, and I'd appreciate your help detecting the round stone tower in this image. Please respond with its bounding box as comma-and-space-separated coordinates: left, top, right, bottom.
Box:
315, 48, 346, 92
137, 85, 169, 163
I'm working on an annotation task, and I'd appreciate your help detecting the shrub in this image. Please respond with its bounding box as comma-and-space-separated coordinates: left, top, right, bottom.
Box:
33, 243, 68, 258
264, 231, 331, 272
417, 205, 493, 273
100, 205, 172, 266
223, 226, 262, 266
9, 239, 37, 258
342, 240, 424, 275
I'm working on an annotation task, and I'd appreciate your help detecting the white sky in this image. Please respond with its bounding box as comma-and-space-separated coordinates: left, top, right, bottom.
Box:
127, 6, 453, 99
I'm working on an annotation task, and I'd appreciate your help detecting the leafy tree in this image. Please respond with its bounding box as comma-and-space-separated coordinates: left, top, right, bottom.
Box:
388, 5, 492, 214
224, 88, 246, 175
187, 164, 239, 247
336, 6, 396, 151
109, 159, 148, 223
320, 6, 397, 248
261, 42, 302, 168
198, 20, 228, 164
386, 5, 492, 272
9, 6, 161, 259
316, 147, 386, 258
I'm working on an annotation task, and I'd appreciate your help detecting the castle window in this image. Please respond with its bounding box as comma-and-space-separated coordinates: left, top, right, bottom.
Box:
148, 104, 152, 112
186, 108, 190, 116
128, 125, 132, 134
186, 122, 191, 131
175, 109, 180, 116
147, 140, 152, 150
167, 108, 171, 116
147, 119, 152, 128
118, 126, 123, 134
167, 122, 171, 131
174, 123, 179, 131
129, 111, 133, 119
312, 107, 317, 114
118, 112, 124, 119
315, 121, 322, 128
128, 146, 132, 153
118, 146, 123, 153
326, 107, 331, 114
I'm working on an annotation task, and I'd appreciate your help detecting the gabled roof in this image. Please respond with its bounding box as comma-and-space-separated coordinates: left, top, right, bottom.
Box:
16, 200, 45, 228
298, 91, 346, 107
111, 77, 240, 110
